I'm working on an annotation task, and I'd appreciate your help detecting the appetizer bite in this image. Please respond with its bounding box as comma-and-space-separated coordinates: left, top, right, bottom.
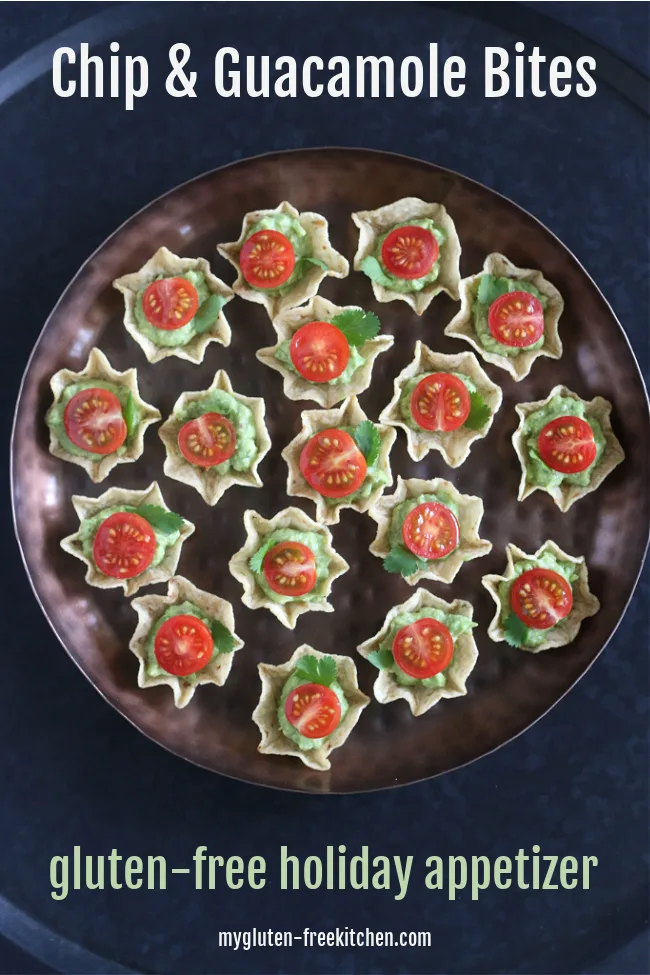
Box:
60, 481, 194, 596
158, 370, 272, 506
482, 541, 600, 652
217, 201, 349, 319
512, 385, 624, 512
351, 197, 461, 314
229, 508, 349, 630
256, 295, 394, 408
252, 647, 370, 771
444, 253, 563, 381
281, 395, 396, 526
45, 347, 160, 483
368, 475, 491, 585
379, 341, 503, 466
129, 576, 244, 708
358, 588, 478, 717
113, 246, 233, 364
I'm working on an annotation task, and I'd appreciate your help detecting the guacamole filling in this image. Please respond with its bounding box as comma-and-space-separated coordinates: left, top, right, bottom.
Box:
498, 552, 579, 649
363, 219, 447, 294
244, 214, 315, 295
389, 493, 461, 562
134, 269, 222, 348
144, 601, 222, 686
399, 372, 477, 431
79, 505, 180, 575
376, 607, 475, 688
275, 337, 365, 386
521, 393, 606, 489
472, 275, 548, 358
46, 380, 140, 460
324, 425, 389, 506
277, 672, 349, 751
250, 528, 331, 605
175, 390, 258, 476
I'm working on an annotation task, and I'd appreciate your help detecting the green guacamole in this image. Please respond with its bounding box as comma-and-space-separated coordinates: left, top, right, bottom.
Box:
376, 607, 475, 688
323, 425, 390, 506
520, 393, 606, 489
399, 372, 477, 431
364, 219, 447, 294
144, 601, 218, 685
498, 551, 579, 649
175, 389, 258, 476
244, 213, 313, 295
78, 505, 180, 574
275, 338, 365, 387
277, 672, 349, 751
250, 528, 330, 605
134, 269, 221, 348
389, 492, 461, 561
46, 380, 139, 460
472, 275, 548, 358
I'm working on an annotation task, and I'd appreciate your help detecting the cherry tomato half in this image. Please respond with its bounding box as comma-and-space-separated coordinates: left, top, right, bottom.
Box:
381, 225, 439, 280
284, 682, 342, 739
63, 387, 127, 455
392, 617, 454, 679
487, 291, 544, 347
178, 413, 237, 468
240, 229, 295, 289
92, 511, 156, 579
402, 502, 460, 560
263, 541, 317, 597
289, 321, 350, 383
410, 373, 471, 432
141, 277, 199, 330
510, 568, 573, 630
299, 428, 367, 499
154, 614, 214, 676
537, 415, 597, 474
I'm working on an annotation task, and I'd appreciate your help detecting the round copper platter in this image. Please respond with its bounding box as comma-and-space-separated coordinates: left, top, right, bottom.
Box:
10, 149, 650, 794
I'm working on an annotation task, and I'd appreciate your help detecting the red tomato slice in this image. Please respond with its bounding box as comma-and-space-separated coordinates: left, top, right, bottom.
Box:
392, 617, 454, 679
92, 511, 156, 579
240, 229, 295, 289
299, 428, 367, 499
284, 682, 342, 739
63, 387, 127, 455
154, 614, 214, 677
410, 373, 471, 432
402, 502, 460, 560
511, 568, 573, 630
381, 224, 439, 280
178, 413, 237, 468
487, 291, 544, 347
263, 541, 317, 597
537, 416, 597, 474
289, 321, 350, 383
141, 277, 199, 330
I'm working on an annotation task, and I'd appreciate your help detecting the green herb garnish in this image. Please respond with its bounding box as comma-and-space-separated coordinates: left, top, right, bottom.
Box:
295, 654, 337, 687
367, 649, 394, 670
193, 294, 228, 334
136, 505, 184, 535
330, 309, 381, 347
248, 537, 275, 575
464, 390, 492, 431
502, 613, 530, 648
359, 255, 395, 288
210, 619, 236, 654
383, 545, 428, 578
353, 420, 381, 466
298, 256, 329, 272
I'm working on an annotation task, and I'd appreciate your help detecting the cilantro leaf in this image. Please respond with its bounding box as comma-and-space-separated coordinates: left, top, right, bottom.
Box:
367, 649, 394, 670
123, 392, 138, 441
249, 537, 275, 575
210, 619, 236, 654
193, 294, 228, 334
136, 505, 184, 535
331, 309, 381, 347
360, 255, 395, 288
464, 390, 492, 431
476, 274, 511, 306
298, 256, 329, 272
383, 545, 428, 578
353, 420, 381, 466
295, 654, 337, 687
502, 613, 530, 648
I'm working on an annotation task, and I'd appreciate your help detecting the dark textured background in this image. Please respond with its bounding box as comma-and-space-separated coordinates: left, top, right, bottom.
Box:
1, 3, 648, 973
